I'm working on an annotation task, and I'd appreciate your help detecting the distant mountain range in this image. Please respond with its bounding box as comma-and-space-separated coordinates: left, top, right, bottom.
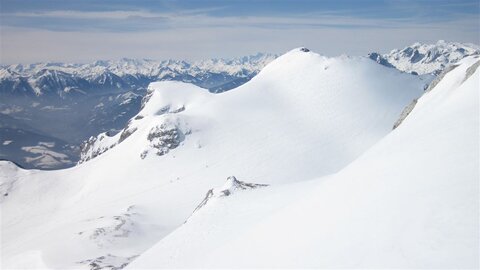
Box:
368, 40, 479, 75
0, 53, 277, 98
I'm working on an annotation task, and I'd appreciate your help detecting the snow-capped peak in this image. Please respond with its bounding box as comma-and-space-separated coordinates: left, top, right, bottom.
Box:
4, 53, 277, 78
372, 40, 480, 75
0, 68, 20, 80
1, 53, 278, 97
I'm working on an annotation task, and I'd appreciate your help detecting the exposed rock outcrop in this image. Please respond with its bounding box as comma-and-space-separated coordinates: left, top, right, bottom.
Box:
77, 254, 138, 270
79, 133, 118, 164
367, 52, 395, 68
393, 99, 418, 130
188, 176, 268, 221
143, 122, 187, 157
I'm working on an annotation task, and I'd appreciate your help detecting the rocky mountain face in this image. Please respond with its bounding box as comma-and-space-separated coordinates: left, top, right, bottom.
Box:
368, 40, 480, 75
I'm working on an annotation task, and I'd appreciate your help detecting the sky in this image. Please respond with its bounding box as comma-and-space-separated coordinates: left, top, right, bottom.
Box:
0, 0, 479, 64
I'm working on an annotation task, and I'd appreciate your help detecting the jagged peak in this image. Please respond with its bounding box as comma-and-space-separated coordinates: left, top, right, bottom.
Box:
0, 68, 21, 79
3, 53, 277, 79
372, 40, 480, 75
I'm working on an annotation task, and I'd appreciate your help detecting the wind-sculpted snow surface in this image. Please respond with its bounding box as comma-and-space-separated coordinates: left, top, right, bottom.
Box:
1, 48, 427, 269
127, 56, 480, 269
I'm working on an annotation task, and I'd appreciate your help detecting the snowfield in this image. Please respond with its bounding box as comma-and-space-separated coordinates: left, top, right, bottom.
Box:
1, 48, 478, 269
128, 55, 479, 269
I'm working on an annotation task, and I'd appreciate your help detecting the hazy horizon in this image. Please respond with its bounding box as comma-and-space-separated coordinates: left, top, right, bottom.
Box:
1, 0, 479, 64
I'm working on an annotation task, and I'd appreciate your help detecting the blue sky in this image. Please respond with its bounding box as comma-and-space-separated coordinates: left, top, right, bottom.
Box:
1, 0, 479, 63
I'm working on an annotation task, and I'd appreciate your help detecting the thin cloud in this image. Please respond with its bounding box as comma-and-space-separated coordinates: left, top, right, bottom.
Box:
10, 10, 169, 19
3, 10, 479, 32
0, 1, 478, 63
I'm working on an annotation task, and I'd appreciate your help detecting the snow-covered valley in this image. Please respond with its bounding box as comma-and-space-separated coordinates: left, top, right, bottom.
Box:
1, 46, 479, 269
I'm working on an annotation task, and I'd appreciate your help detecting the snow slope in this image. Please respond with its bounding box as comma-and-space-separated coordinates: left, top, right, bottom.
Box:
128, 56, 480, 268
1, 48, 427, 269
